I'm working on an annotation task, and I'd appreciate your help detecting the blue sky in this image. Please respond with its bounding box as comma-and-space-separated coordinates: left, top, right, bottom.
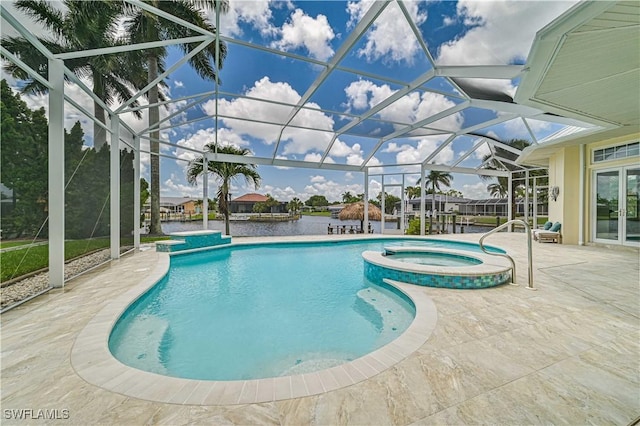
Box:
2, 0, 578, 202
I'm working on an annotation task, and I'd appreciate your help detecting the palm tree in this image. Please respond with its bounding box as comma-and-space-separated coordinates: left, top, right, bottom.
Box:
405, 186, 421, 200
2, 0, 148, 149
124, 0, 229, 235
488, 178, 508, 198
187, 143, 260, 235
342, 191, 353, 203
418, 171, 453, 212
480, 139, 535, 221
287, 197, 303, 215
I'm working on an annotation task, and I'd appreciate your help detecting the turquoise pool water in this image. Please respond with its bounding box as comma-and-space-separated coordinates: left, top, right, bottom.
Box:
388, 252, 482, 267
109, 238, 504, 380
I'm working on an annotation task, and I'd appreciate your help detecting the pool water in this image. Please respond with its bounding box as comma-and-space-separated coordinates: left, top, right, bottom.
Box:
387, 252, 482, 267
109, 238, 503, 381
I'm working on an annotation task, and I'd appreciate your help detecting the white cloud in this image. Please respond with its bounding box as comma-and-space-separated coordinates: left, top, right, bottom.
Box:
437, 0, 577, 65
442, 16, 456, 27
162, 174, 203, 197
344, 80, 463, 132
471, 140, 492, 160
173, 80, 184, 89
310, 175, 326, 183
173, 127, 250, 164
214, 0, 277, 37
272, 9, 335, 61
344, 79, 395, 111
385, 136, 455, 165
202, 77, 337, 156
347, 0, 428, 63
462, 182, 489, 200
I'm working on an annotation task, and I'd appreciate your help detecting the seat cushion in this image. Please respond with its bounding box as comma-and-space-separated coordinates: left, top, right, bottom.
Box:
543, 221, 553, 230
550, 222, 562, 232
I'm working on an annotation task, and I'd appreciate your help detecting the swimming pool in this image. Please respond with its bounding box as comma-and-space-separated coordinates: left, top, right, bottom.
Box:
385, 251, 483, 267
109, 238, 504, 381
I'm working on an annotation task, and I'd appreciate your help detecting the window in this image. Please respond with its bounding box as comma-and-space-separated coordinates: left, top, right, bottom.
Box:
593, 142, 639, 163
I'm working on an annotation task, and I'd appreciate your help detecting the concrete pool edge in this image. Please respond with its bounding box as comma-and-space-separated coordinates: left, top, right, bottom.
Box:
70, 237, 438, 405
363, 247, 513, 289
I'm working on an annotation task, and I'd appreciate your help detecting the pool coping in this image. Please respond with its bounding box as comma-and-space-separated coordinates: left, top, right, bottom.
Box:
363, 246, 513, 277
70, 238, 439, 405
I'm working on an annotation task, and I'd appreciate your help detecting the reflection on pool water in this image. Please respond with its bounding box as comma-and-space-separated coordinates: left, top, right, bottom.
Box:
109, 238, 503, 381
385, 251, 482, 267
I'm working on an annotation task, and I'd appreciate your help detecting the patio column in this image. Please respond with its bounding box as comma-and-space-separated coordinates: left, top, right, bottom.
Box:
202, 158, 208, 230
420, 164, 425, 236
508, 172, 513, 231
48, 58, 65, 288
133, 135, 140, 249
532, 176, 538, 233
110, 114, 120, 260
381, 177, 385, 234
579, 144, 585, 245
524, 170, 530, 224
400, 174, 405, 234
364, 168, 369, 233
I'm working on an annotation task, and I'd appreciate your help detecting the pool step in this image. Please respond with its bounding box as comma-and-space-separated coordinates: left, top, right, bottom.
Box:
114, 314, 169, 375
156, 230, 231, 253
356, 287, 405, 343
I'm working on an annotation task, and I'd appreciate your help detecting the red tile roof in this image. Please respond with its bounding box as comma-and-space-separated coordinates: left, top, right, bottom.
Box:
231, 193, 269, 203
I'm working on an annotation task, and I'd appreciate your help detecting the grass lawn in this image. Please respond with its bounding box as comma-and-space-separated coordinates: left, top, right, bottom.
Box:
1, 235, 168, 283
301, 211, 331, 217
0, 240, 44, 249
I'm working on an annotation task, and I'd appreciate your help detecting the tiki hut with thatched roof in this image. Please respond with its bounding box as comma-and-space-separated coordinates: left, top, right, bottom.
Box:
338, 202, 382, 231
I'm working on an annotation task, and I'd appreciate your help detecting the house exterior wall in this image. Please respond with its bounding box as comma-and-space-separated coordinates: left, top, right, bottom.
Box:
548, 131, 639, 245
585, 132, 640, 244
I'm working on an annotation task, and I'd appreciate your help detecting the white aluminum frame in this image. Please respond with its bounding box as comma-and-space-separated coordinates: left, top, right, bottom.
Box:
1, 0, 612, 285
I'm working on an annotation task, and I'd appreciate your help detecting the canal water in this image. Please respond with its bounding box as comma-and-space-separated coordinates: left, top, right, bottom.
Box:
159, 215, 494, 237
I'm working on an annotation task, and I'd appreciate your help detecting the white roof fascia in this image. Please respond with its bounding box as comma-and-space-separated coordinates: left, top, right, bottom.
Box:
437, 65, 524, 80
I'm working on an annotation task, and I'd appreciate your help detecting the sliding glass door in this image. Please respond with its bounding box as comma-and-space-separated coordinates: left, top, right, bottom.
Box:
593, 167, 640, 246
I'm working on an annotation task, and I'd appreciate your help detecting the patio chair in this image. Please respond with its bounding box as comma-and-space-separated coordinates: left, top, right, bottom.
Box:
533, 222, 562, 243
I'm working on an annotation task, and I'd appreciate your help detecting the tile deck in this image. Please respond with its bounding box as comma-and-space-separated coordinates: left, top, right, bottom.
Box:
1, 233, 638, 425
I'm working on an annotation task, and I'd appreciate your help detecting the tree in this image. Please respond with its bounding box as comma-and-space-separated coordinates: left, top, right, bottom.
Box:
375, 192, 400, 214
418, 171, 453, 212
2, 0, 148, 149
488, 178, 508, 198
341, 191, 361, 203
0, 79, 48, 238
305, 195, 329, 208
405, 186, 421, 200
287, 197, 303, 215
480, 139, 546, 221
124, 0, 229, 235
186, 143, 260, 235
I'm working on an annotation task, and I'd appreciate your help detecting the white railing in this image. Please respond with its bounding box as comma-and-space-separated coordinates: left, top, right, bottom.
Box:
479, 219, 535, 290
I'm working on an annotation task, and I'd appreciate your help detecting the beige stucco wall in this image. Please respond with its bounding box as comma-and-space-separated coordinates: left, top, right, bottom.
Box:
548, 146, 581, 244
548, 132, 639, 245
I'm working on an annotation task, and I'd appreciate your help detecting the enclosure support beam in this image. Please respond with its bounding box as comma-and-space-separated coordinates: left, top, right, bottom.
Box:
110, 115, 121, 259
48, 59, 65, 288
203, 158, 209, 230
508, 172, 513, 231
524, 170, 530, 224
381, 177, 386, 235
579, 144, 585, 245
133, 135, 141, 249
400, 174, 406, 234
420, 164, 426, 236
364, 168, 369, 234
